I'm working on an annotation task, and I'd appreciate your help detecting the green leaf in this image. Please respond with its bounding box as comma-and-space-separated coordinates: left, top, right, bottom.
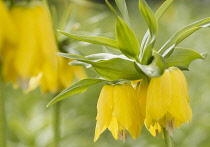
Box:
92, 57, 145, 81
47, 78, 104, 107
58, 53, 86, 61
155, 0, 174, 20
140, 0, 174, 61
135, 52, 166, 77
58, 52, 145, 80
165, 47, 204, 70
58, 30, 118, 50
105, 0, 117, 17
86, 53, 145, 80
115, 0, 130, 26
139, 0, 158, 64
159, 17, 210, 57
116, 16, 140, 60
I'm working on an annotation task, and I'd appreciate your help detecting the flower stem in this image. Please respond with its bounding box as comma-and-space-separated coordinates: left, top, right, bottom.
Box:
163, 127, 174, 147
0, 78, 7, 147
53, 102, 61, 147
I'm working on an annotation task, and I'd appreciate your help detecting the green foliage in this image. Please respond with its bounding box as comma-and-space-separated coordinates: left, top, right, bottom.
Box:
116, 16, 140, 60
58, 53, 145, 81
140, 0, 174, 60
165, 47, 205, 70
159, 17, 210, 58
49, 0, 207, 106
139, 0, 158, 64
58, 30, 118, 50
135, 52, 166, 78
115, 0, 130, 26
47, 78, 104, 106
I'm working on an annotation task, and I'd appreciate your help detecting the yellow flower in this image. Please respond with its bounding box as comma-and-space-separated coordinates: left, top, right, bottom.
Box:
94, 83, 142, 142
1, 2, 86, 93
0, 0, 16, 52
145, 67, 192, 135
1, 3, 57, 92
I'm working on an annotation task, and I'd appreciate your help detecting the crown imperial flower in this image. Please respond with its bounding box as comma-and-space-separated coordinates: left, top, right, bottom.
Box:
94, 83, 142, 142
1, 3, 58, 92
145, 67, 192, 135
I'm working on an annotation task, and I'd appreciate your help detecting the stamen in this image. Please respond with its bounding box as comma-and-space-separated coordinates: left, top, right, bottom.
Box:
166, 118, 174, 136
118, 130, 127, 142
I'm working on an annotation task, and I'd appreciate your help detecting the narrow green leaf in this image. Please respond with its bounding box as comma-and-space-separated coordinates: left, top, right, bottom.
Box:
116, 16, 140, 60
47, 78, 104, 107
105, 0, 118, 17
140, 0, 174, 60
58, 53, 86, 61
155, 0, 174, 20
135, 52, 166, 77
165, 47, 204, 70
139, 0, 158, 64
159, 17, 210, 57
115, 0, 130, 26
58, 30, 118, 50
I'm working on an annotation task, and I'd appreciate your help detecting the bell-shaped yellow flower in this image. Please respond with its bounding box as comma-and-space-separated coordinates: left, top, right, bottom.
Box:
1, 3, 57, 92
145, 67, 192, 135
0, 0, 16, 52
1, 2, 86, 93
94, 83, 142, 142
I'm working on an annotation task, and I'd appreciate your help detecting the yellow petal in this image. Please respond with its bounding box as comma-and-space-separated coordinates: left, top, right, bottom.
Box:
108, 117, 119, 140
172, 67, 190, 101
136, 80, 148, 121
147, 70, 172, 121
2, 48, 18, 84
94, 84, 114, 142
168, 67, 192, 126
57, 57, 75, 91
11, 7, 39, 78
145, 113, 162, 137
149, 122, 162, 137
112, 83, 140, 140
40, 63, 57, 93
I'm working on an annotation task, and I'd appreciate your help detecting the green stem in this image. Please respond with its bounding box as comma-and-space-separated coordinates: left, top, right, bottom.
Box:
0, 78, 7, 147
53, 102, 61, 147
163, 127, 174, 147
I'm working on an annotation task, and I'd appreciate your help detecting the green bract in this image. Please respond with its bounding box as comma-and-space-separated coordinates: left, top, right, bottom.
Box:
47, 0, 207, 106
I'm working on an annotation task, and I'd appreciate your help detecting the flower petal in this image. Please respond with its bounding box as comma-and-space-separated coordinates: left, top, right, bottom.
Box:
147, 70, 172, 121
113, 83, 140, 140
94, 84, 114, 142
108, 117, 119, 140
168, 67, 192, 126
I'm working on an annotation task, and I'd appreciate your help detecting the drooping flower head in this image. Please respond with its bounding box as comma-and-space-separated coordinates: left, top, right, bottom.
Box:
1, 1, 86, 93
94, 83, 143, 142
145, 67, 192, 135
1, 2, 57, 92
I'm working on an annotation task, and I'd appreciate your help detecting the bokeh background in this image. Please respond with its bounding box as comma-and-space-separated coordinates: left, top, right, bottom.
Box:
2, 0, 210, 146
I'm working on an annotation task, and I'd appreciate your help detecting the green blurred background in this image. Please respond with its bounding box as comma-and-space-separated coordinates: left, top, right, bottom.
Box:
3, 0, 210, 146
